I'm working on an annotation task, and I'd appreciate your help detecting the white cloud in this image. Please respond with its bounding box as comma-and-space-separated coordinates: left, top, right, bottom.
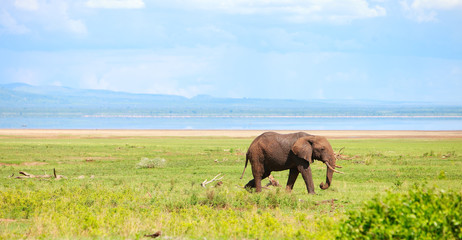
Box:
14, 0, 39, 11
410, 0, 462, 10
164, 0, 386, 23
1, 0, 87, 36
0, 10, 30, 34
85, 0, 145, 9
76, 50, 214, 97
401, 0, 462, 22
39, 1, 87, 35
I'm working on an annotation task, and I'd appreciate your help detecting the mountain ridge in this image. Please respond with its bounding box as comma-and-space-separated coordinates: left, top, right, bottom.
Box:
1, 83, 461, 117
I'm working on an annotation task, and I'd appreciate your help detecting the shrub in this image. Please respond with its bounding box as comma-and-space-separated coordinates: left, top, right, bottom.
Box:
337, 185, 462, 240
136, 157, 166, 169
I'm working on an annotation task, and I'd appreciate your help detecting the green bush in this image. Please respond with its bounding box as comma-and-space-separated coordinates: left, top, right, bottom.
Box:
337, 185, 462, 240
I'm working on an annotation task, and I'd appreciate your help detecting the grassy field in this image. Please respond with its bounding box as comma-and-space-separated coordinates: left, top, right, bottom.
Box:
0, 133, 461, 239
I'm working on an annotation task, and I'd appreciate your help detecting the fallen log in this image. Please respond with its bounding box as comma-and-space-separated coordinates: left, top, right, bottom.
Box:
13, 169, 66, 179
17, 171, 51, 179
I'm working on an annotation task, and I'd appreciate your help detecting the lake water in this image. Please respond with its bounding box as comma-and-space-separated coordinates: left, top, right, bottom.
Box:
2, 116, 461, 130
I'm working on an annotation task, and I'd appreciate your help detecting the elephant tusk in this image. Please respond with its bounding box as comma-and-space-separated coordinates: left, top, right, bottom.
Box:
325, 162, 344, 174
334, 164, 343, 168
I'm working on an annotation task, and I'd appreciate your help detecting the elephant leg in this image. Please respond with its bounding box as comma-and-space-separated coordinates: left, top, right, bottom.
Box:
286, 167, 299, 192
255, 176, 262, 192
297, 163, 315, 194
255, 171, 271, 193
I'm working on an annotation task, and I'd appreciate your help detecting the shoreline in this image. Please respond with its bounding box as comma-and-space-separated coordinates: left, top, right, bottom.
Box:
81, 115, 462, 118
1, 129, 461, 139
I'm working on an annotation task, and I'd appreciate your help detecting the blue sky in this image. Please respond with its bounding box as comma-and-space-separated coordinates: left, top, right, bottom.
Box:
1, 0, 461, 102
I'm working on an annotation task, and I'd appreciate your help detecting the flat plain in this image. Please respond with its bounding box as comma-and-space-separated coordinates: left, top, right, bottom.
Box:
1, 130, 461, 239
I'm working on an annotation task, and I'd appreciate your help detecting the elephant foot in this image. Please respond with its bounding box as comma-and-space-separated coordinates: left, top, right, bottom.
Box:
244, 179, 256, 190
319, 182, 330, 190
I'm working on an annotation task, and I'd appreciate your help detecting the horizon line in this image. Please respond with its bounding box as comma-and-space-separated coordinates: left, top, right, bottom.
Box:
82, 115, 462, 118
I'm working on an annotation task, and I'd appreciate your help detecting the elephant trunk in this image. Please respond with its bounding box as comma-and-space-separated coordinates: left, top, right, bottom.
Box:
320, 156, 336, 190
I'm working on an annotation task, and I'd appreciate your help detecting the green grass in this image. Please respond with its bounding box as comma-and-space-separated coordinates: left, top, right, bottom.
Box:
0, 136, 461, 239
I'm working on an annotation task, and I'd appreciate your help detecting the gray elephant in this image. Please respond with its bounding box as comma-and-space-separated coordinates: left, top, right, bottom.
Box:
240, 132, 342, 194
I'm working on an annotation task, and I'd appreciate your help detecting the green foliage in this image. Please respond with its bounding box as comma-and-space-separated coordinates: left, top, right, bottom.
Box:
338, 185, 462, 240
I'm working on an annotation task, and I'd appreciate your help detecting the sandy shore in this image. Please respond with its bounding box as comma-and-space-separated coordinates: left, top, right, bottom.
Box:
0, 129, 461, 139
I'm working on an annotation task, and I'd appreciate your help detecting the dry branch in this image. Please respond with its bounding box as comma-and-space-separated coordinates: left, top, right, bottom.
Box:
335, 147, 356, 162
315, 198, 338, 205
265, 175, 281, 187
144, 231, 161, 238
17, 171, 51, 179
335, 147, 345, 158
53, 168, 66, 179
13, 169, 66, 179
201, 173, 223, 187
19, 171, 34, 177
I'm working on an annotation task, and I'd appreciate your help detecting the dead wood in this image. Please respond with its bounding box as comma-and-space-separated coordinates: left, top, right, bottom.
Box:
335, 147, 345, 158
201, 173, 224, 187
17, 171, 51, 178
337, 154, 356, 160
144, 230, 161, 238
315, 198, 338, 205
265, 175, 281, 187
13, 169, 66, 179
335, 147, 355, 161
19, 171, 34, 177
53, 168, 66, 179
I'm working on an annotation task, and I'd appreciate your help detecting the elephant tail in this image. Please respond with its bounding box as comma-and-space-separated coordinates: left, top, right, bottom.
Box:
240, 153, 249, 179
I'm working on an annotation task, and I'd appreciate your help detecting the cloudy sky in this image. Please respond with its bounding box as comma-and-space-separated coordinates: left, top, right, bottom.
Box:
1, 0, 461, 102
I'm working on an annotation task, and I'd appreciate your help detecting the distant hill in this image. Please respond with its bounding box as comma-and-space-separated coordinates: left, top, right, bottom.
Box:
1, 83, 461, 117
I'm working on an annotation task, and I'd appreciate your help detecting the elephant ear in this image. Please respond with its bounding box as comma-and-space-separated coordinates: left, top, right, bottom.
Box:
291, 136, 315, 163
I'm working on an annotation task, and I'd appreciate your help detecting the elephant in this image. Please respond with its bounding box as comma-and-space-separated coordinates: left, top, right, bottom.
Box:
240, 131, 343, 194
